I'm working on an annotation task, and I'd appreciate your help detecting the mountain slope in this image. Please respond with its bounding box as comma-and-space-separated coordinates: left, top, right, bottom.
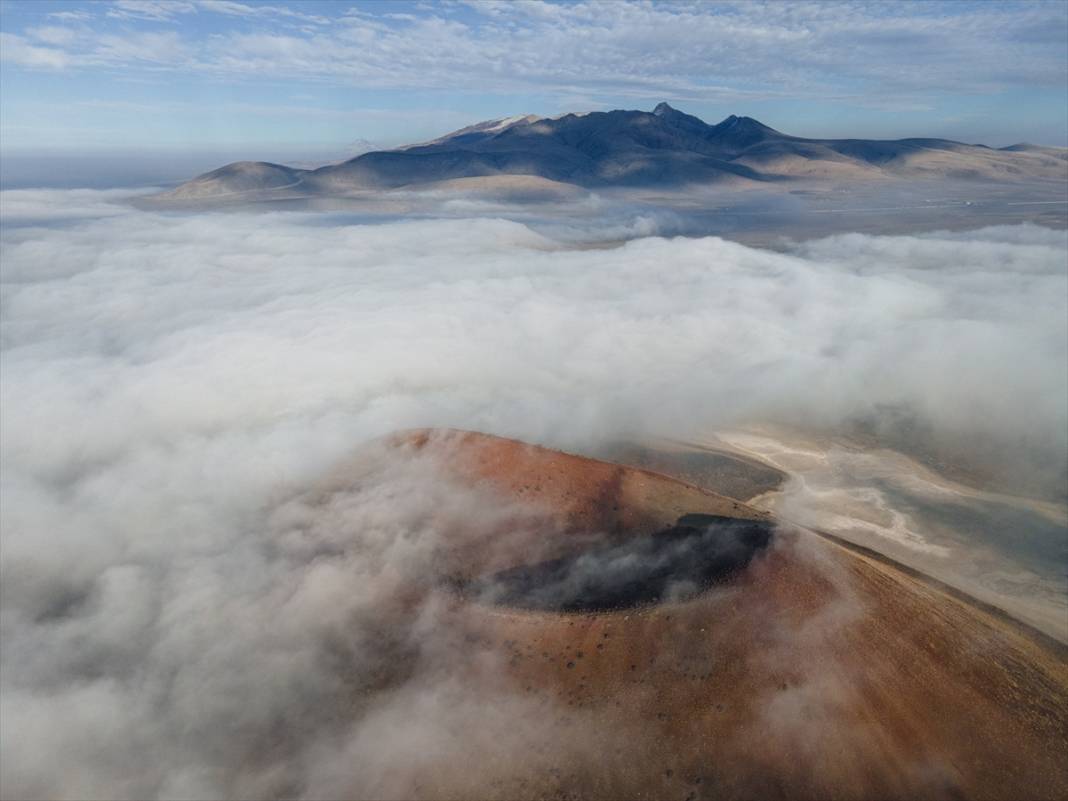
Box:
165, 161, 303, 200
160, 104, 1068, 201
312, 428, 1068, 800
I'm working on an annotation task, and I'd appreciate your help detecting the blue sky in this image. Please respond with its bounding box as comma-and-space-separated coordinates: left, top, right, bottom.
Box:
1, 0, 1067, 159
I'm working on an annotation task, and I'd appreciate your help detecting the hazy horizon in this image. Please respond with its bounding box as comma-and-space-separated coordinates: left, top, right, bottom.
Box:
4, 103, 1068, 192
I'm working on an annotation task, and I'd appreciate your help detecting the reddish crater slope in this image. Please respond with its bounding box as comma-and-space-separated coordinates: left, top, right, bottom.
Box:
317, 429, 1068, 800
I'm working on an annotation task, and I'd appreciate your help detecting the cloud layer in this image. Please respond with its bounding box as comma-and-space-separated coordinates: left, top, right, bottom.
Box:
1, 191, 1066, 797
3, 1, 1066, 102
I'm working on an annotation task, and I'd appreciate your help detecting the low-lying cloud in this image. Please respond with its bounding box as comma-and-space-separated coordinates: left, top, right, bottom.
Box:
1, 189, 1065, 798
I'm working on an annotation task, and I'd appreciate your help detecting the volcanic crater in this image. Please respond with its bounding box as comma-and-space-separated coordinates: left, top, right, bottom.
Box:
315, 428, 1068, 801
460, 513, 774, 613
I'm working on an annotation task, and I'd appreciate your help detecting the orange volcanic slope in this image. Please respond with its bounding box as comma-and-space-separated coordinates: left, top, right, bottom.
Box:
321, 429, 1068, 801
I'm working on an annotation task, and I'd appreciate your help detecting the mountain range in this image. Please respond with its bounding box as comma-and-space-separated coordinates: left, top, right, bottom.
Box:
161, 103, 1068, 201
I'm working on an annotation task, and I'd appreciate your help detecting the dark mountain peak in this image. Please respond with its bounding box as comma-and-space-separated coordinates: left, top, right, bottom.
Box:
707, 115, 781, 151
650, 103, 715, 139
715, 114, 775, 132
652, 102, 707, 126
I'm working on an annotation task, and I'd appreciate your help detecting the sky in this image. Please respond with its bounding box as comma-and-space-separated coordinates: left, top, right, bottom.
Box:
1, 0, 1067, 162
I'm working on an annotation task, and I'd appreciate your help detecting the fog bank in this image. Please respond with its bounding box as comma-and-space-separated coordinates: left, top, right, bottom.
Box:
1, 190, 1066, 797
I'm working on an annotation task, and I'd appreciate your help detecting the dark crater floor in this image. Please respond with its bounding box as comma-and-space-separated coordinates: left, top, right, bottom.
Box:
461, 514, 774, 613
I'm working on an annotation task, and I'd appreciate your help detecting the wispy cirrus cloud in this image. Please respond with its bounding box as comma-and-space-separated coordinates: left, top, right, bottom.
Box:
0, 32, 71, 69
104, 0, 326, 24
47, 9, 94, 22
196, 0, 329, 24
105, 0, 196, 23
3, 1, 1065, 98
1, 1, 1065, 148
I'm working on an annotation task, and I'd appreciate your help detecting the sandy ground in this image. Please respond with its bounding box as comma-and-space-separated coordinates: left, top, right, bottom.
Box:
630, 427, 1068, 644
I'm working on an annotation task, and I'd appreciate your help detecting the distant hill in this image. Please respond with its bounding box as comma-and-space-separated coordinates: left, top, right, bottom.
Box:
159, 103, 1068, 201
